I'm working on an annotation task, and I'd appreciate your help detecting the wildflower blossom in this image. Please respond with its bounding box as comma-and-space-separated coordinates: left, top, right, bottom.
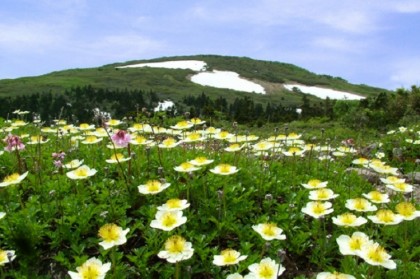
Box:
385, 182, 413, 193
68, 257, 111, 279
345, 198, 377, 212
246, 257, 285, 279
0, 172, 29, 187
174, 162, 201, 173
252, 141, 274, 152
157, 199, 190, 211
301, 179, 328, 189
351, 157, 369, 166
0, 249, 16, 266
316, 271, 355, 279
98, 223, 129, 250
214, 131, 234, 140
27, 135, 49, 145
66, 165, 97, 180
150, 210, 187, 231
181, 132, 205, 143
109, 130, 131, 148
3, 134, 25, 152
380, 176, 405, 184
282, 146, 305, 157
138, 180, 170, 195
358, 242, 396, 269
332, 212, 367, 227
309, 188, 339, 201
0, 212, 5, 219
78, 123, 95, 131
225, 143, 246, 152
362, 191, 390, 203
210, 164, 239, 175
213, 249, 248, 266
171, 121, 193, 130
63, 159, 84, 169
189, 156, 214, 166
252, 223, 286, 241
130, 135, 153, 146
81, 135, 103, 144
159, 137, 180, 148
157, 235, 194, 263
395, 202, 420, 220
105, 119, 122, 126
336, 232, 372, 256
227, 273, 244, 279
190, 117, 205, 125
367, 209, 404, 225
301, 201, 334, 219
105, 153, 131, 164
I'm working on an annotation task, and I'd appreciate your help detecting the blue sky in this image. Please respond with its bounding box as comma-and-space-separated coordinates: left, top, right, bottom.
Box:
1, 0, 420, 90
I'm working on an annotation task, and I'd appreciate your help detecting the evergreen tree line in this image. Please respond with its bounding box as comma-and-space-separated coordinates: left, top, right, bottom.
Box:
0, 85, 419, 129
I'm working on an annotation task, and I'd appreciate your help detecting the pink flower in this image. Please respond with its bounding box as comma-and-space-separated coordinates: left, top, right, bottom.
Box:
111, 130, 132, 147
3, 134, 25, 152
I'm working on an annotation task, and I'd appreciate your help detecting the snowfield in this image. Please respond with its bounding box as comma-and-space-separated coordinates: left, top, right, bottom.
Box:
190, 70, 266, 94
283, 84, 365, 100
117, 60, 365, 99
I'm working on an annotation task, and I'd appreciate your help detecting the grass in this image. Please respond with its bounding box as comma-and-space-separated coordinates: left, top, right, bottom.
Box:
0, 115, 418, 278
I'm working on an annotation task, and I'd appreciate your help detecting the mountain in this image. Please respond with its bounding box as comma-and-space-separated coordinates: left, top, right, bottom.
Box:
0, 55, 388, 103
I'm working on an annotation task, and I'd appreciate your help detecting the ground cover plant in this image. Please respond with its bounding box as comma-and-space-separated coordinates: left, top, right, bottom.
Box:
0, 110, 419, 278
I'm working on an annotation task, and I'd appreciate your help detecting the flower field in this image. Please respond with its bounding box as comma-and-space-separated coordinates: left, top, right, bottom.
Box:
0, 113, 419, 278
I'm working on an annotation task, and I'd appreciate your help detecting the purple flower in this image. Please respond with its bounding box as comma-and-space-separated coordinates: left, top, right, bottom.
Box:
4, 134, 25, 152
111, 130, 132, 147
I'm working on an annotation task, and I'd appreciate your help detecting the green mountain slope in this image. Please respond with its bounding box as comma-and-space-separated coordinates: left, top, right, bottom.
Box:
0, 55, 389, 106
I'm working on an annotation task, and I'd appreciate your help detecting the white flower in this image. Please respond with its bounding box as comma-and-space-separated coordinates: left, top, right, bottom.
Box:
301, 201, 333, 219
210, 164, 239, 175
105, 153, 131, 164
332, 212, 367, 227
362, 191, 390, 203
395, 202, 420, 221
301, 179, 328, 189
98, 223, 130, 250
174, 162, 201, 173
138, 180, 171, 195
157, 199, 190, 211
345, 198, 377, 212
63, 159, 84, 169
68, 257, 111, 279
336, 232, 372, 256
367, 209, 404, 225
0, 212, 5, 219
213, 249, 247, 266
358, 242, 396, 269
189, 156, 214, 166
246, 257, 285, 279
66, 165, 97, 180
0, 249, 16, 265
316, 271, 356, 279
0, 172, 29, 187
385, 182, 413, 193
150, 210, 187, 231
309, 188, 339, 201
252, 223, 286, 241
157, 235, 194, 263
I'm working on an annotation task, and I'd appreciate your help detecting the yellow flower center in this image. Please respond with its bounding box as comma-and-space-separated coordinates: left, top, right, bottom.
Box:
229, 144, 240, 149
316, 189, 330, 199
146, 180, 161, 192
376, 210, 395, 223
394, 183, 408, 191
288, 147, 301, 154
187, 133, 201, 141
85, 136, 98, 143
191, 118, 202, 124
396, 202, 416, 217
0, 250, 7, 263
31, 135, 42, 142
74, 168, 88, 177
108, 119, 119, 125
258, 262, 275, 278
368, 191, 383, 202
110, 153, 124, 160
349, 236, 364, 251
221, 249, 238, 264
308, 179, 321, 187
340, 213, 356, 224
262, 223, 277, 236
134, 136, 146, 144
79, 262, 101, 279
163, 137, 175, 146
79, 123, 91, 129
132, 124, 144, 130
165, 235, 186, 253
194, 157, 208, 164
4, 173, 20, 182
162, 212, 177, 227
206, 127, 217, 133
353, 198, 368, 210
326, 272, 348, 279
218, 131, 230, 138
219, 164, 232, 173
180, 162, 194, 170
98, 224, 120, 242
386, 176, 400, 183
166, 199, 182, 209
312, 202, 326, 214
367, 245, 386, 263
